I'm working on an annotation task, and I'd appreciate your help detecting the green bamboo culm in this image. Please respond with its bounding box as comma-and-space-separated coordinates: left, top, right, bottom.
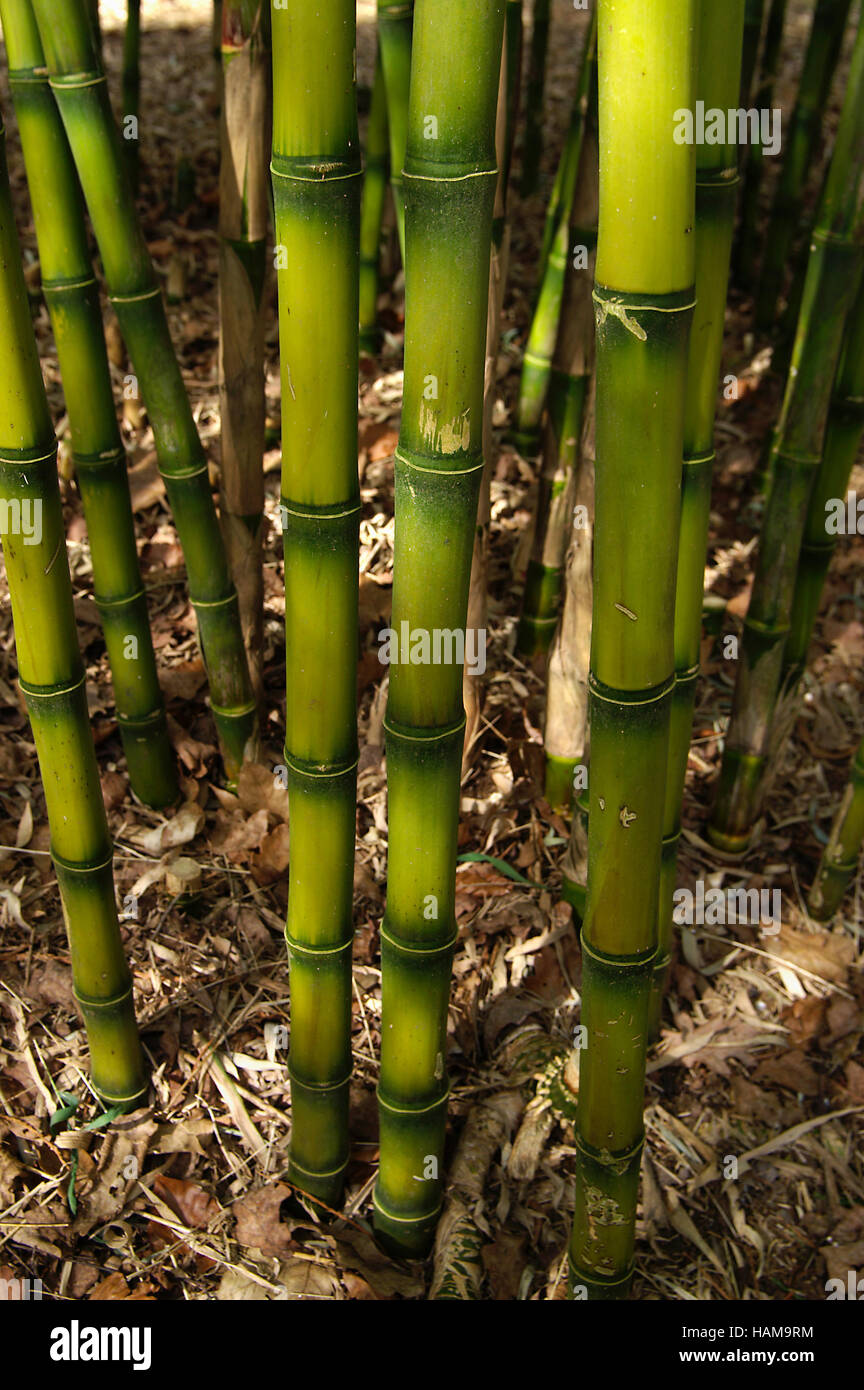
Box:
503, 0, 524, 193
516, 111, 598, 660
651, 0, 745, 1034
809, 737, 864, 920
0, 0, 177, 811
740, 0, 765, 103
512, 10, 597, 457
736, 0, 788, 289
0, 110, 146, 1108
122, 0, 141, 191
374, 0, 506, 1259
218, 0, 270, 701
784, 275, 864, 680
569, 0, 696, 1299
271, 0, 361, 1208
30, 0, 257, 787
520, 0, 550, 197
536, 4, 597, 283
359, 49, 389, 353
377, 0, 413, 262
710, 15, 864, 855
754, 0, 852, 332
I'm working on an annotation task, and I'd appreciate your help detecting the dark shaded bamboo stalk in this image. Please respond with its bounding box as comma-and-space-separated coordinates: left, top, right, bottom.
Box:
755, 0, 852, 332
740, 0, 765, 103
520, 0, 550, 197
652, 0, 745, 1032
0, 108, 146, 1107
517, 130, 597, 660
537, 4, 596, 284
464, 7, 522, 765
710, 15, 864, 854
374, 0, 506, 1259
503, 0, 524, 193
737, 0, 788, 288
271, 0, 361, 1207
809, 737, 864, 919
1, 0, 177, 810
569, 0, 696, 1300
359, 49, 389, 353
784, 276, 864, 679
122, 0, 141, 191
31, 0, 257, 786
513, 23, 596, 456
218, 0, 269, 702
377, 0, 413, 262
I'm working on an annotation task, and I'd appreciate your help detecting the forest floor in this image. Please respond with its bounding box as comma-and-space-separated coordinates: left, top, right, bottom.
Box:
0, 0, 862, 1302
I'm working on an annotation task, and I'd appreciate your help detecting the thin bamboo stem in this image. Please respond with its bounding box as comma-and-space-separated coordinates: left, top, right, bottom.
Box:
710, 15, 864, 854
30, 0, 257, 786
755, 0, 852, 331
377, 0, 413, 263
1, 0, 177, 810
520, 0, 550, 197
359, 49, 389, 353
809, 737, 864, 919
737, 0, 788, 288
652, 1, 745, 1033
218, 0, 270, 702
0, 108, 146, 1107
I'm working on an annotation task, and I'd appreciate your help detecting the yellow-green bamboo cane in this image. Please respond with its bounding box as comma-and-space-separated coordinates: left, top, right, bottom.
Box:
569, 0, 696, 1299
218, 0, 270, 700
0, 109, 146, 1108
31, 0, 257, 787
377, 0, 413, 262
1, 0, 177, 810
271, 0, 361, 1207
374, 0, 506, 1259
652, 0, 745, 1031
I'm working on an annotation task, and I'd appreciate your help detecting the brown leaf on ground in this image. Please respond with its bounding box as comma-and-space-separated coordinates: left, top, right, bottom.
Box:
754, 1049, 820, 1096
782, 996, 827, 1048
236, 762, 291, 821
152, 1175, 220, 1230
331, 1228, 424, 1299
773, 924, 855, 985
482, 1231, 526, 1300
233, 1182, 297, 1259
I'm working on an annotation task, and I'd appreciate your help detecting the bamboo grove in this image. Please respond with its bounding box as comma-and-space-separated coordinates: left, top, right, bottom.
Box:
0, 0, 862, 1303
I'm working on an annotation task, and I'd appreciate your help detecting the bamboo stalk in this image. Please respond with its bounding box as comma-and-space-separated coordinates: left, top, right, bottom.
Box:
503, 0, 524, 194
517, 111, 598, 658
271, 0, 361, 1207
122, 0, 141, 191
543, 378, 595, 811
736, 0, 788, 289
569, 0, 696, 1299
1, 0, 177, 810
218, 0, 270, 702
30, 0, 257, 787
652, 1, 745, 1033
374, 0, 506, 1259
755, 0, 852, 332
809, 736, 864, 920
740, 0, 765, 103
0, 108, 146, 1108
710, 15, 864, 854
784, 276, 864, 679
377, 0, 413, 262
513, 12, 597, 455
520, 0, 550, 197
359, 49, 389, 353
